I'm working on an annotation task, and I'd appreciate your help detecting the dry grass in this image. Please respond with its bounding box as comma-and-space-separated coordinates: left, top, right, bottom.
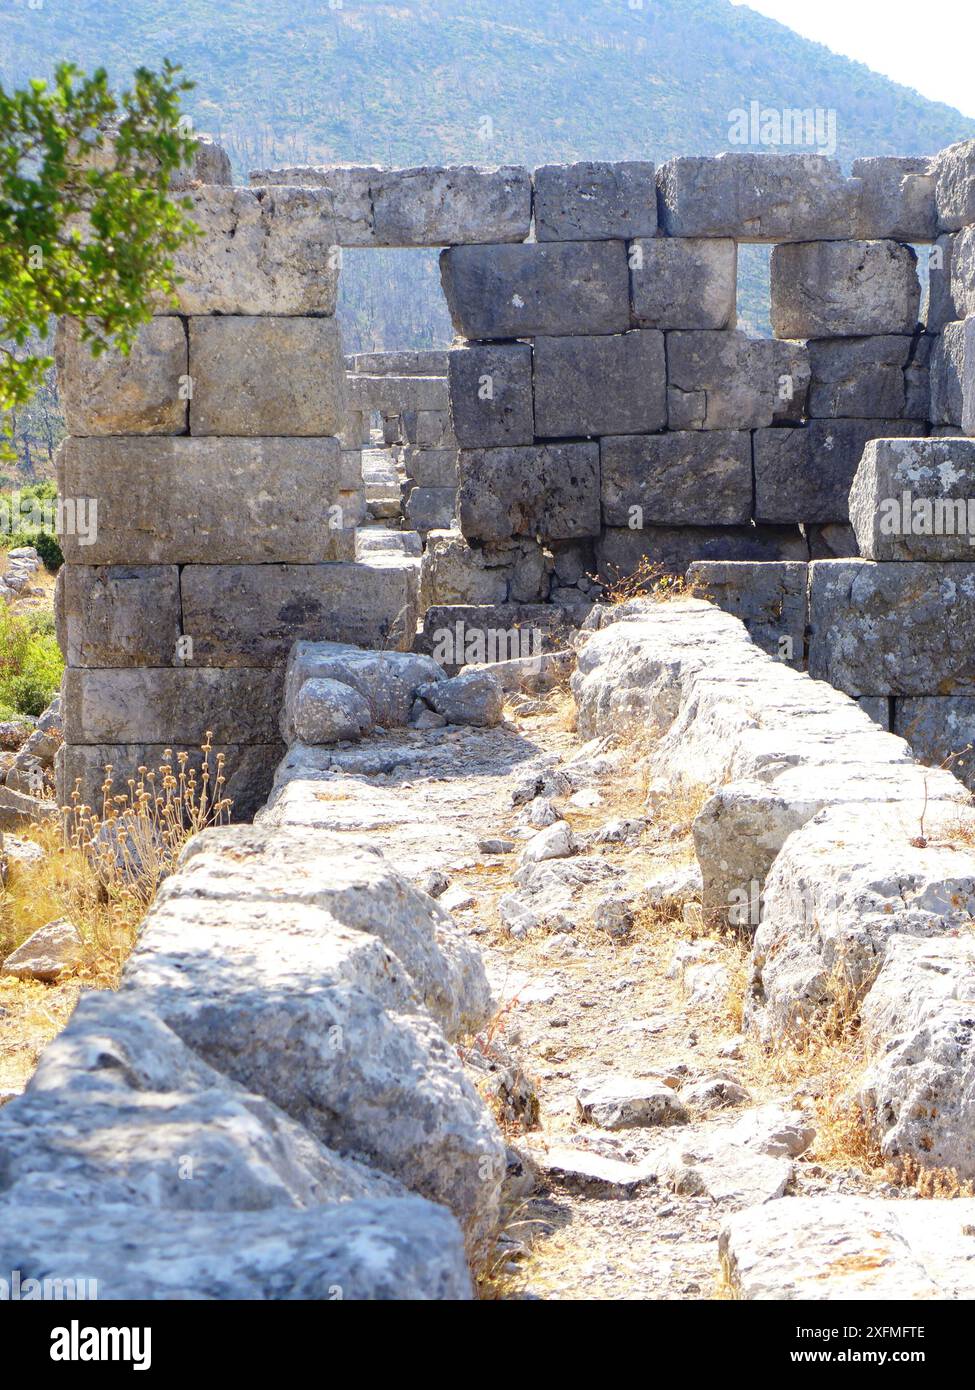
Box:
596, 555, 698, 606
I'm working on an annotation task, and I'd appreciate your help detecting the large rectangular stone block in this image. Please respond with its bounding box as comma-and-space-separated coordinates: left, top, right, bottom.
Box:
56, 566, 181, 667
179, 559, 421, 666
440, 241, 630, 338
371, 165, 531, 245
600, 431, 751, 526
928, 233, 958, 332
447, 343, 534, 447
667, 331, 809, 429
404, 485, 456, 534
934, 140, 975, 232
353, 349, 450, 376
57, 437, 361, 565
596, 524, 807, 579
401, 410, 455, 447
629, 238, 736, 330
849, 436, 975, 560
951, 226, 975, 319
55, 318, 188, 435
168, 186, 342, 314
808, 559, 975, 696
249, 163, 377, 242
458, 444, 600, 543
188, 317, 347, 436
656, 154, 859, 240
930, 319, 973, 427
401, 447, 458, 487
533, 161, 656, 241
685, 560, 807, 668
754, 420, 925, 525
533, 331, 666, 437
852, 156, 937, 241
348, 374, 449, 413
59, 743, 281, 820
62, 668, 283, 745
770, 241, 921, 338
806, 336, 912, 419
894, 697, 975, 790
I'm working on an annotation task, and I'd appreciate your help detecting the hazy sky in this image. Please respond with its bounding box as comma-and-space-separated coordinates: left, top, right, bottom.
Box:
731, 0, 975, 119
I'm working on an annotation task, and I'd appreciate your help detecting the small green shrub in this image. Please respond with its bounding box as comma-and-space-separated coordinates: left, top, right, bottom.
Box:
0, 480, 64, 570
0, 604, 63, 717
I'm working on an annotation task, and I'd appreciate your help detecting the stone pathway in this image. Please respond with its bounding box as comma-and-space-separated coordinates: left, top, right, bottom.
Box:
260, 685, 898, 1300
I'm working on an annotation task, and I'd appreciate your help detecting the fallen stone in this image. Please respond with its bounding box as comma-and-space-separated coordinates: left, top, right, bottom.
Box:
0, 785, 59, 831
577, 1076, 688, 1130
519, 821, 577, 864
281, 644, 445, 741
531, 1145, 656, 1196
661, 1138, 791, 1205
1, 919, 82, 982
291, 677, 374, 745
679, 1078, 751, 1111
415, 668, 503, 727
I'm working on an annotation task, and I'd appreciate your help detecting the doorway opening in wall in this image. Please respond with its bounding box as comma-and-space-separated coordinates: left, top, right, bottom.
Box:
736, 243, 773, 337
337, 247, 454, 352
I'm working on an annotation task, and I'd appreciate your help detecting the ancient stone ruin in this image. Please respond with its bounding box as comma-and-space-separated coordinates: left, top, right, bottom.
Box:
4, 141, 975, 1299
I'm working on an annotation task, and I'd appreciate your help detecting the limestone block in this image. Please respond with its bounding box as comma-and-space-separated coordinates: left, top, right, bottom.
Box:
629, 237, 736, 330
62, 668, 282, 745
402, 447, 458, 487
355, 529, 423, 560
934, 139, 975, 231
600, 430, 751, 526
754, 419, 926, 525
404, 486, 456, 533
808, 558, 975, 696
57, 437, 360, 565
928, 233, 959, 332
859, 935, 975, 1176
401, 409, 455, 448
348, 374, 449, 413
56, 566, 181, 667
930, 319, 973, 427
656, 154, 859, 240
533, 161, 657, 241
354, 349, 450, 376
894, 696, 975, 789
904, 333, 934, 419
1, 918, 82, 982
685, 560, 807, 667
170, 134, 233, 190
533, 331, 666, 437
596, 524, 807, 579
806, 335, 912, 418
950, 225, 975, 318
440, 241, 630, 338
292, 678, 373, 744
280, 646, 445, 737
179, 558, 420, 665
858, 696, 890, 729
55, 318, 187, 435
419, 530, 509, 609
851, 155, 937, 240
415, 669, 504, 727
720, 1196, 975, 1300
849, 436, 975, 560
248, 163, 377, 242
168, 186, 343, 314
667, 331, 809, 430
770, 240, 921, 338
188, 316, 347, 436
58, 743, 281, 820
458, 444, 600, 543
371, 165, 531, 245
448, 343, 533, 448
0, 1200, 472, 1300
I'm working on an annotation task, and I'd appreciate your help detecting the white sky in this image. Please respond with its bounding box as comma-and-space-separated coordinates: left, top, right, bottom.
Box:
730, 0, 975, 119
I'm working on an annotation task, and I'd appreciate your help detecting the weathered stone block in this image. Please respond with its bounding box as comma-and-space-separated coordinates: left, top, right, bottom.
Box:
440, 241, 630, 338
168, 186, 342, 314
533, 161, 656, 241
596, 524, 807, 578
404, 486, 456, 533
656, 154, 858, 240
354, 349, 450, 376
171, 134, 233, 190
928, 233, 958, 332
56, 566, 181, 667
249, 163, 377, 242
808, 558, 975, 696
754, 420, 925, 525
419, 531, 510, 608
58, 743, 282, 823
458, 444, 600, 543
770, 240, 921, 338
188, 317, 347, 436
934, 139, 975, 231
401, 409, 455, 448
62, 669, 282, 745
904, 333, 934, 419
685, 560, 807, 668
849, 436, 975, 560
851, 156, 937, 241
179, 559, 421, 665
630, 237, 736, 330
806, 336, 912, 419
348, 374, 449, 413
371, 165, 531, 245
894, 697, 975, 789
55, 318, 187, 435
57, 437, 360, 565
806, 523, 859, 559
930, 319, 971, 426
534, 331, 666, 437
401, 447, 458, 487
600, 431, 751, 526
667, 331, 809, 429
951, 225, 975, 318
447, 343, 533, 448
